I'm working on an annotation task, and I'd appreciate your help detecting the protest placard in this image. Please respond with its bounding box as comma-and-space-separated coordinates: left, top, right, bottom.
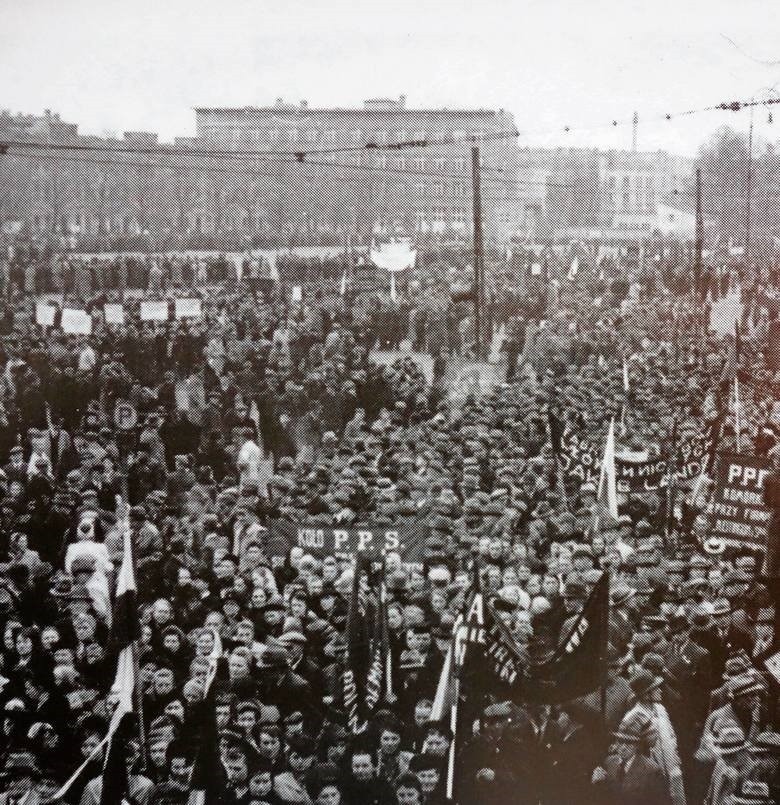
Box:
61, 308, 92, 335
104, 303, 125, 325
291, 285, 303, 303
175, 298, 202, 319
35, 303, 57, 327
707, 454, 772, 550
140, 300, 170, 321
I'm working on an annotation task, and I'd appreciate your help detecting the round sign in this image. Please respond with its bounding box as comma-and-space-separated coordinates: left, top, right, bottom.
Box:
114, 400, 138, 431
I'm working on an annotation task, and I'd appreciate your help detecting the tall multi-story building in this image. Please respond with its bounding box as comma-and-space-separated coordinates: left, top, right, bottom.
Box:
514, 147, 694, 241
194, 96, 519, 241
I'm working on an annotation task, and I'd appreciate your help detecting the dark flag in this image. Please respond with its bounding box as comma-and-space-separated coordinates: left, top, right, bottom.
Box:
522, 572, 610, 703
100, 509, 140, 805
188, 630, 228, 805
481, 574, 610, 704
344, 554, 371, 732
365, 564, 390, 713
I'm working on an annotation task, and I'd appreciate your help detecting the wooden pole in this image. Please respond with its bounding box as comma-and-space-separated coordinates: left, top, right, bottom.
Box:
471, 146, 484, 359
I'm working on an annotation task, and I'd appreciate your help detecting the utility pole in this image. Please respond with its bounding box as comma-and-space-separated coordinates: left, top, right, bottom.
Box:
632, 111, 638, 152
471, 145, 485, 359
694, 168, 703, 300
745, 102, 754, 266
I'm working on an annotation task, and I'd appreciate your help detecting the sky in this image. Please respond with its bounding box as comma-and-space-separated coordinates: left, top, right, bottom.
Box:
2, 0, 780, 156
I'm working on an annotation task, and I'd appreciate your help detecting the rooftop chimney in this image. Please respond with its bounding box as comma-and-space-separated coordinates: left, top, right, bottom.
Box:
275, 97, 284, 107
300, 100, 308, 109
399, 94, 406, 108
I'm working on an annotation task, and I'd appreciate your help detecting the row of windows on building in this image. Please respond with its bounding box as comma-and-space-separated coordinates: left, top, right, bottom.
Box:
203, 127, 490, 146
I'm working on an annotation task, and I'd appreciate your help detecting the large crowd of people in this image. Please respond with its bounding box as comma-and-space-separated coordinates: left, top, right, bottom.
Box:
0, 239, 777, 805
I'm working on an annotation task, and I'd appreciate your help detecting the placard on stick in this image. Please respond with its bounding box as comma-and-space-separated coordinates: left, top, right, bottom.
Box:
61, 308, 92, 335
140, 301, 169, 321
175, 298, 202, 319
104, 304, 125, 325
35, 303, 57, 327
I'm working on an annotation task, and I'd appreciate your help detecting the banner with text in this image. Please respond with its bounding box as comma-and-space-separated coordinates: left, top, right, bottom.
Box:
266, 520, 429, 566
707, 454, 771, 550
560, 432, 705, 493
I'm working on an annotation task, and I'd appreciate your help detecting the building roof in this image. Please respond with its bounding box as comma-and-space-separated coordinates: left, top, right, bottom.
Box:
194, 105, 501, 117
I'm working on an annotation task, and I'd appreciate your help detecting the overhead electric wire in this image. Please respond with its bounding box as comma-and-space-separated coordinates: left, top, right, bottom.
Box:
0, 127, 520, 161
2, 146, 573, 192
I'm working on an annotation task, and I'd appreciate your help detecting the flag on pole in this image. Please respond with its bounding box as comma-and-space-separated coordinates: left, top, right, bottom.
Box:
365, 565, 390, 713
188, 630, 227, 805
344, 556, 370, 733
340, 268, 348, 296
597, 419, 619, 520
520, 573, 610, 703
99, 504, 140, 805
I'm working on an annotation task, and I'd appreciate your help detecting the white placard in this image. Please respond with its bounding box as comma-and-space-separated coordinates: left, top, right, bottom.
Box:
35, 303, 57, 327
175, 298, 202, 319
764, 650, 780, 684
530, 262, 542, 276
140, 301, 169, 321
104, 304, 125, 325
291, 286, 302, 303
61, 308, 92, 335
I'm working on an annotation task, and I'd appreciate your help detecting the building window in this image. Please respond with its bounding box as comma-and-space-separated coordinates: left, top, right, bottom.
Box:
451, 207, 466, 226
351, 129, 362, 143
472, 131, 485, 141
325, 130, 337, 143
452, 130, 466, 141
433, 182, 445, 197
288, 128, 298, 141
434, 130, 446, 142
413, 157, 425, 170
452, 181, 465, 197
268, 129, 279, 141
433, 157, 445, 171
394, 157, 406, 170
433, 206, 446, 223
307, 129, 319, 142
414, 210, 426, 230
413, 130, 426, 141
375, 156, 388, 169
396, 129, 408, 143
453, 157, 466, 172
375, 130, 388, 143
415, 182, 425, 197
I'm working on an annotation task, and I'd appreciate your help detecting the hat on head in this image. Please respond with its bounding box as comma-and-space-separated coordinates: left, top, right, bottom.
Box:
715, 725, 747, 756
629, 668, 662, 700
483, 701, 512, 720
610, 584, 635, 607
723, 653, 751, 679
731, 781, 772, 805
729, 673, 765, 700
711, 598, 731, 616
563, 581, 587, 601
752, 731, 780, 755
259, 646, 289, 669
0, 752, 40, 779
613, 712, 654, 744
278, 631, 307, 646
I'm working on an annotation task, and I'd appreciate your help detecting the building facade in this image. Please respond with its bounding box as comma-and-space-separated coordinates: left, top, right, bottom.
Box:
194, 96, 519, 241
514, 147, 694, 241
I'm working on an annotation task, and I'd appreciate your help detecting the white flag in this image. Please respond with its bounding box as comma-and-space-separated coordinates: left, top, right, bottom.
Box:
597, 419, 619, 520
